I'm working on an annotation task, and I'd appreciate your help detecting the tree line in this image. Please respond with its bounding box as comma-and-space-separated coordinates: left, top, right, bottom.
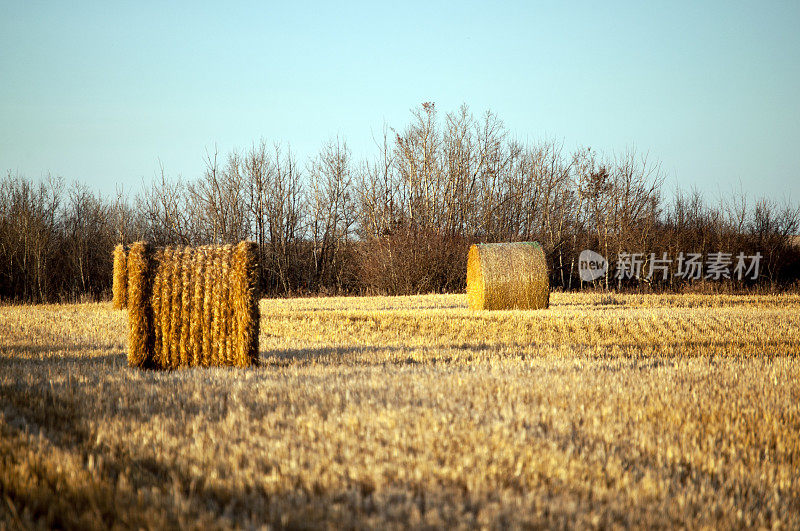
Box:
2, 103, 799, 303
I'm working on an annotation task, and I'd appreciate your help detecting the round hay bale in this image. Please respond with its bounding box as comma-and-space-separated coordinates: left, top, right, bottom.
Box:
467, 242, 550, 310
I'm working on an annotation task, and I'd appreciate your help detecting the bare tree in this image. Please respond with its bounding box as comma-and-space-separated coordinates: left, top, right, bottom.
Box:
263, 143, 303, 293
308, 138, 355, 291
2, 103, 799, 301
139, 162, 192, 245
187, 148, 248, 244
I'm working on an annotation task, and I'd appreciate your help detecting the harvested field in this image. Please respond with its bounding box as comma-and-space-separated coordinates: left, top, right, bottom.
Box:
1, 292, 799, 528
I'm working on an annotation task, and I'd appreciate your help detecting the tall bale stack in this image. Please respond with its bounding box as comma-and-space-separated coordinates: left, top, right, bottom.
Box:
112, 244, 128, 309
466, 242, 550, 310
122, 241, 260, 369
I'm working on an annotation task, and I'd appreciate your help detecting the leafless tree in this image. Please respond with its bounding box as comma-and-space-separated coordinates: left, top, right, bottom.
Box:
308, 137, 355, 291
187, 148, 248, 244
139, 162, 192, 245
1, 103, 799, 301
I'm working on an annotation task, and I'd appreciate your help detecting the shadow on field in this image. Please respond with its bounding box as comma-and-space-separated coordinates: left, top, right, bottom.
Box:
0, 341, 123, 355
2, 369, 789, 528
0, 379, 225, 528
0, 348, 127, 369
260, 344, 410, 366
2, 347, 796, 528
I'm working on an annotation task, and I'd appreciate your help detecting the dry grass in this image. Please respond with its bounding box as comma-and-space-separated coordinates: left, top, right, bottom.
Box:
1, 292, 799, 528
467, 242, 549, 310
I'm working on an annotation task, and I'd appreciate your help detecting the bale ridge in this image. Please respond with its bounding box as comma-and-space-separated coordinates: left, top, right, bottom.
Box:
467, 242, 550, 310
127, 242, 154, 368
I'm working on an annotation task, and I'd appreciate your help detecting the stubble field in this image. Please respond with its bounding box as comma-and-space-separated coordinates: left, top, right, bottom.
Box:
1, 292, 799, 528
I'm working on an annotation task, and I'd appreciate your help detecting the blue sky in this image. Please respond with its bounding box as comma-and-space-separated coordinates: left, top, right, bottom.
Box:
1, 1, 799, 202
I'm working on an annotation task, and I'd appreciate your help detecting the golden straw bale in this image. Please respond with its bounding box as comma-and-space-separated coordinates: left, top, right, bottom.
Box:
126, 242, 154, 368
466, 242, 550, 310
112, 244, 128, 309
123, 241, 260, 369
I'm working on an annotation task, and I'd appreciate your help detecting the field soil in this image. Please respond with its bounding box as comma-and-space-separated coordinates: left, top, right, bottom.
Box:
1, 293, 799, 528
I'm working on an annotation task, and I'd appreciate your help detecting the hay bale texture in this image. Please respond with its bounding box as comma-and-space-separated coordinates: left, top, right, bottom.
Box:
125, 241, 260, 369
112, 244, 128, 309
467, 242, 550, 310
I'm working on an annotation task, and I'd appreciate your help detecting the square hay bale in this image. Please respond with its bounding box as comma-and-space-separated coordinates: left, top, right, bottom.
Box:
125, 241, 260, 369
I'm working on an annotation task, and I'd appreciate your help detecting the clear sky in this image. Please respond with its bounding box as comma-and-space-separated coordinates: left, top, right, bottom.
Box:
2, 1, 799, 203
